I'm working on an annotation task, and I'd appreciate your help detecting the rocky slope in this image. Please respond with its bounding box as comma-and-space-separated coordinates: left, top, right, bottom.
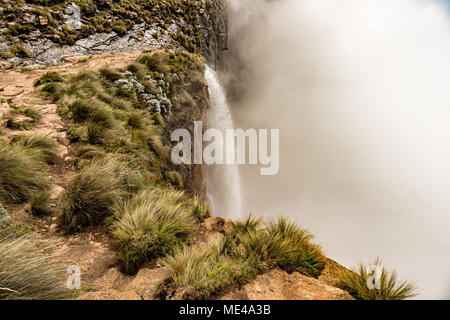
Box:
0, 0, 227, 68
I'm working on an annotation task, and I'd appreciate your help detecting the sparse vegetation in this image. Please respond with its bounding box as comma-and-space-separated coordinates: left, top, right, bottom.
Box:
159, 216, 327, 299
339, 259, 418, 300
0, 237, 69, 300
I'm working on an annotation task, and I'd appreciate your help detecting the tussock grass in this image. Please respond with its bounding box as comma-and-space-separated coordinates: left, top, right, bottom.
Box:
10, 107, 41, 122
191, 196, 210, 221
159, 216, 326, 299
6, 118, 31, 130
29, 191, 52, 216
127, 112, 145, 129
126, 62, 148, 80
10, 135, 59, 164
0, 143, 49, 204
166, 170, 183, 189
0, 238, 69, 300
160, 238, 257, 299
59, 156, 141, 232
34, 71, 64, 87
225, 217, 326, 277
111, 188, 195, 274
99, 67, 123, 82
0, 237, 69, 300
340, 259, 418, 300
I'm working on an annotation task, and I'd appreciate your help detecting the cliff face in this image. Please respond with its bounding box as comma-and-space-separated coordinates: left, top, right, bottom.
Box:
0, 0, 228, 68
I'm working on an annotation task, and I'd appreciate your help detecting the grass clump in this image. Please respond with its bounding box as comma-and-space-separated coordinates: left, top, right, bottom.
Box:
10, 135, 59, 164
34, 71, 64, 87
59, 156, 141, 232
111, 187, 195, 274
0, 143, 49, 204
29, 191, 53, 216
160, 238, 258, 300
339, 258, 418, 300
191, 196, 210, 221
9, 45, 32, 58
0, 237, 69, 300
224, 216, 326, 278
166, 170, 183, 189
159, 216, 326, 299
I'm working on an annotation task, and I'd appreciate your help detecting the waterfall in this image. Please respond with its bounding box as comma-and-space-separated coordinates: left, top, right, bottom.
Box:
204, 66, 242, 219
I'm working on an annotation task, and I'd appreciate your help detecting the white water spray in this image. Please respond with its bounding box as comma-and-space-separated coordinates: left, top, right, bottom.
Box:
204, 66, 242, 219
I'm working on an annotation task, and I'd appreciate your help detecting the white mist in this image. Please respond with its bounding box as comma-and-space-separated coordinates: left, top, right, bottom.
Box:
225, 0, 450, 299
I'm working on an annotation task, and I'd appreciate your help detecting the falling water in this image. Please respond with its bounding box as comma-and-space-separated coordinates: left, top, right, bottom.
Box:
204, 65, 242, 219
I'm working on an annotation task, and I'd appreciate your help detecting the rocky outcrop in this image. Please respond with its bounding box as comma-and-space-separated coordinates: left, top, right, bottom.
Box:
0, 0, 228, 68
220, 268, 354, 300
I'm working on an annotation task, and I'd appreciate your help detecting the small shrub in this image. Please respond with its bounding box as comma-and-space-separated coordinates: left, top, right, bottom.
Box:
111, 188, 195, 274
0, 203, 10, 229
339, 259, 418, 300
67, 124, 88, 142
0, 237, 69, 300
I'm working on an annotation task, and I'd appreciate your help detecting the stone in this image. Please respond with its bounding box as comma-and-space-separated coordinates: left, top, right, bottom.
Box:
220, 268, 354, 300
202, 217, 231, 233
126, 267, 167, 300
92, 268, 130, 291
39, 16, 48, 26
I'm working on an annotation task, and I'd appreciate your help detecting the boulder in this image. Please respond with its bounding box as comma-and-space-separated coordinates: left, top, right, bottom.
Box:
125, 267, 167, 300
220, 268, 354, 300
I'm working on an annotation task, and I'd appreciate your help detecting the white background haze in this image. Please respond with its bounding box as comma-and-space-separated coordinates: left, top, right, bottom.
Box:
223, 0, 450, 299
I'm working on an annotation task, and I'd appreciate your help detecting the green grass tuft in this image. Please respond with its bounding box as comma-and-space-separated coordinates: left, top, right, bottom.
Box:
0, 143, 50, 204
111, 187, 195, 274
160, 238, 258, 300
10, 135, 59, 164
29, 191, 53, 216
59, 156, 139, 232
0, 237, 69, 300
339, 258, 418, 300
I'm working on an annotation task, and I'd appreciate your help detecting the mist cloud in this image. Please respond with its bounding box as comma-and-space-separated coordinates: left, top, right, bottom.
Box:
224, 0, 450, 299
